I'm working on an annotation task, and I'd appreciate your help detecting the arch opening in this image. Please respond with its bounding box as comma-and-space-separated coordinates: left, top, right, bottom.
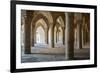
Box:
36, 26, 45, 44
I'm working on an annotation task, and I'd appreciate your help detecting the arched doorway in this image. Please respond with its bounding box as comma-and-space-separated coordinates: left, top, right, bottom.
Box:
57, 27, 63, 44
36, 26, 45, 44
56, 16, 65, 45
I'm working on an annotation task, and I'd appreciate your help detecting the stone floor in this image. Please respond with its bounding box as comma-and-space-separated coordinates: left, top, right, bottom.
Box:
21, 47, 90, 63
74, 48, 90, 60
31, 47, 65, 54
21, 54, 66, 63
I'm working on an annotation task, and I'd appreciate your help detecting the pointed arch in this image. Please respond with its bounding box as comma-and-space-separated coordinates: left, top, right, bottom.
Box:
34, 19, 47, 45
56, 16, 65, 45
56, 16, 65, 27
31, 13, 49, 28
34, 11, 53, 24
35, 26, 45, 44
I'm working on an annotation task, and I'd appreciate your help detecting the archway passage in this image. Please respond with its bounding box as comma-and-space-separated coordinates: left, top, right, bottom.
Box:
32, 18, 48, 47
36, 26, 45, 44
21, 10, 90, 63
31, 12, 66, 54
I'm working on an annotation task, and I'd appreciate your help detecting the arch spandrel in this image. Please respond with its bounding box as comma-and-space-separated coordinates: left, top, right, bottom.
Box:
34, 11, 53, 25
31, 13, 50, 28
35, 19, 48, 29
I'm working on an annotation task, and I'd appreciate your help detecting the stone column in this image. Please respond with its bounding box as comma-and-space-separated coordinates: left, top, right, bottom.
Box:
51, 26, 54, 48
32, 27, 34, 46
77, 22, 82, 49
65, 13, 74, 60
34, 28, 36, 44
76, 13, 82, 49
62, 27, 65, 45
56, 30, 57, 43
82, 17, 85, 47
45, 29, 48, 44
24, 11, 33, 54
